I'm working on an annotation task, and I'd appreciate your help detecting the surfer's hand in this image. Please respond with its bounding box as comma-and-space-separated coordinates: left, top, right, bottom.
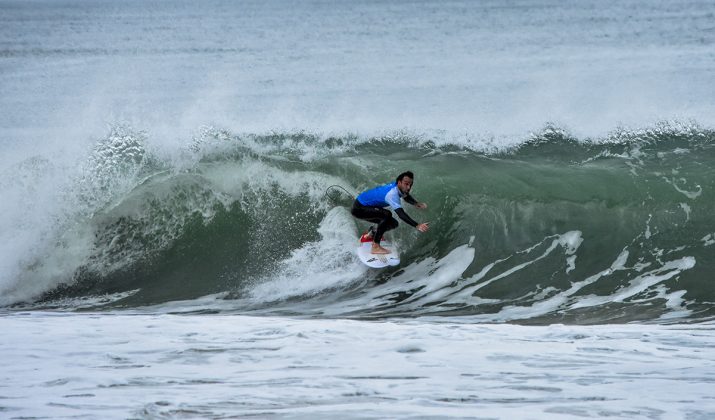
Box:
416, 222, 429, 233
415, 202, 427, 209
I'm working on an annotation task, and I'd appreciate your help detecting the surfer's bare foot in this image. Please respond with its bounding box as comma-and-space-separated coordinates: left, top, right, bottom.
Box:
371, 244, 390, 254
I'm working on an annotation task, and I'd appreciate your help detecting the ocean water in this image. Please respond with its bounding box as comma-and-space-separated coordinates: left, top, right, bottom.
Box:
1, 0, 714, 418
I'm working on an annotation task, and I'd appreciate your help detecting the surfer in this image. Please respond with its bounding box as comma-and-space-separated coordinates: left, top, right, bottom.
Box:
352, 171, 429, 254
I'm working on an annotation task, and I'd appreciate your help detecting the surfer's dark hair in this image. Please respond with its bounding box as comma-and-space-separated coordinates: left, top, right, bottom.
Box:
397, 171, 414, 182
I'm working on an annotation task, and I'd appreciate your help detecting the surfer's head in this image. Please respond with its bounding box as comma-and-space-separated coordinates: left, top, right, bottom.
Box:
396, 171, 414, 194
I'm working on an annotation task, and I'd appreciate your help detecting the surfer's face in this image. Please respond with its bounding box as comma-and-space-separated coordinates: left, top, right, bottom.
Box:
397, 177, 413, 194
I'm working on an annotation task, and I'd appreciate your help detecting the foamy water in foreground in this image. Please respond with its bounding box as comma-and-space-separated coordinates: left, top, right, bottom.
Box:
2, 313, 713, 419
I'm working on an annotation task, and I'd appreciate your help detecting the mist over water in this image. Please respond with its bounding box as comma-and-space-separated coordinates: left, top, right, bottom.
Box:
1, 0, 714, 143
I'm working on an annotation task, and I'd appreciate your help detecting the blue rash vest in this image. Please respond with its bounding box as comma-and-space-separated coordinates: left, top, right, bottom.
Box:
356, 182, 404, 209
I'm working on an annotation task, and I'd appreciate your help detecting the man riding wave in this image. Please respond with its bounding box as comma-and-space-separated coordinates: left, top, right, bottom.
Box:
351, 171, 429, 254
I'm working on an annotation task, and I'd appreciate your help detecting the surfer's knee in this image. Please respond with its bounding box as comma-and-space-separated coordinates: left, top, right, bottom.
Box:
387, 217, 399, 230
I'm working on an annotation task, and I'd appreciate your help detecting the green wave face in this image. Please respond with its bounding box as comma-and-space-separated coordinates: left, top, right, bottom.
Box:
6, 123, 715, 323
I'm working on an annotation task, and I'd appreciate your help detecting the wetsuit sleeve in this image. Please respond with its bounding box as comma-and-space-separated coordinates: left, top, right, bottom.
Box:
404, 194, 418, 205
395, 208, 419, 228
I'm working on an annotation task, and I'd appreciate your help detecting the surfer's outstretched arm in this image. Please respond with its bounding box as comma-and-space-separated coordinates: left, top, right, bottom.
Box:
395, 208, 429, 232
394, 208, 418, 227
404, 194, 427, 209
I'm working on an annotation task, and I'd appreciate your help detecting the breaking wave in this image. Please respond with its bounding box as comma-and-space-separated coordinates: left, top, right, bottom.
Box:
2, 121, 714, 324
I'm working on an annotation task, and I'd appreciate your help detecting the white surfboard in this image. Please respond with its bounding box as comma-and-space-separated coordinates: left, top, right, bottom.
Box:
356, 231, 400, 268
